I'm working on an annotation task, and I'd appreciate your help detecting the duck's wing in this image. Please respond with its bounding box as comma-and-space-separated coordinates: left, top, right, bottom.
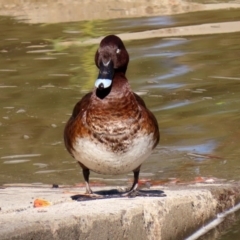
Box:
133, 92, 146, 108
71, 92, 92, 119
133, 92, 160, 149
64, 92, 92, 153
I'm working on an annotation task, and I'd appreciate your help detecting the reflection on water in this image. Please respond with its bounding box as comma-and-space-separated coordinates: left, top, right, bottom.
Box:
0, 10, 240, 189
197, 209, 240, 240
217, 210, 240, 240
176, 140, 217, 155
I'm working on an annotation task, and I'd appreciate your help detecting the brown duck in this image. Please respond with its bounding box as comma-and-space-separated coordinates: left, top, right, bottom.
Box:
64, 35, 160, 196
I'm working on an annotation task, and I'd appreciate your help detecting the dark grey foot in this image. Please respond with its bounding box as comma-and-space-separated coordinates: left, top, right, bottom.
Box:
122, 189, 166, 198
71, 193, 103, 201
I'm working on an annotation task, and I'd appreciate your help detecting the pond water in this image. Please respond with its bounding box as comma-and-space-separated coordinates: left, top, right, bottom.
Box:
198, 209, 240, 240
0, 5, 240, 240
0, 9, 240, 189
217, 210, 240, 240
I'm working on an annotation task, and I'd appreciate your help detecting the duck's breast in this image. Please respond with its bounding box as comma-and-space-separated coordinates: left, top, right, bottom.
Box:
67, 82, 159, 174
72, 131, 155, 174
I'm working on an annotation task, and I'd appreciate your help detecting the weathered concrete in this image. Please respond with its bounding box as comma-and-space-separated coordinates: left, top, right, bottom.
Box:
0, 0, 240, 23
1, 183, 240, 240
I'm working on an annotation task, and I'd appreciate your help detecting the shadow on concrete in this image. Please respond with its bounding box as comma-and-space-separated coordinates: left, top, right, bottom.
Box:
71, 189, 166, 201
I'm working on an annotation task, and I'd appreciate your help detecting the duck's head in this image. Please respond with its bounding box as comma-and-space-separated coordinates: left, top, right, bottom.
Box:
94, 35, 129, 90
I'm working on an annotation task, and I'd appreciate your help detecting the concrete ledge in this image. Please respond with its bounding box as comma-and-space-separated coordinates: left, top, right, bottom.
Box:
1, 183, 240, 240
0, 0, 240, 23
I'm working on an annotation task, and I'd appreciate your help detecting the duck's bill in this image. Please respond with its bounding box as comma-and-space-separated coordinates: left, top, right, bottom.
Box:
95, 60, 114, 89
95, 78, 112, 89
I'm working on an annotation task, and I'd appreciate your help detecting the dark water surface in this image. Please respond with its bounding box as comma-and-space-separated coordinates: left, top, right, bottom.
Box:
217, 210, 240, 240
0, 11, 240, 188
198, 209, 240, 240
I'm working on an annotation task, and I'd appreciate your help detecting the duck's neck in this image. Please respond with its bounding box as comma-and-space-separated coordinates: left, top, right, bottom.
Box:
94, 72, 130, 100
89, 73, 140, 126
90, 73, 138, 112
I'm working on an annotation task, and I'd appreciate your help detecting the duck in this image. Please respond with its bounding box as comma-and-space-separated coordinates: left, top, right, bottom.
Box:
64, 35, 160, 196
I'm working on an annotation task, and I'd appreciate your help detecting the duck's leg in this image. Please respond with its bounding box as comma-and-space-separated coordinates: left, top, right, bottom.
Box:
122, 165, 141, 197
129, 169, 140, 192
81, 165, 92, 194
77, 162, 103, 198
70, 163, 101, 201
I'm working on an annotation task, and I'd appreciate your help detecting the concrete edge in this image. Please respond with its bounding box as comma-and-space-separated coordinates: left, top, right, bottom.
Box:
0, 183, 240, 240
0, 1, 240, 23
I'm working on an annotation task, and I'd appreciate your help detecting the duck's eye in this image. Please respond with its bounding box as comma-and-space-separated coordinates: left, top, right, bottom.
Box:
116, 48, 121, 54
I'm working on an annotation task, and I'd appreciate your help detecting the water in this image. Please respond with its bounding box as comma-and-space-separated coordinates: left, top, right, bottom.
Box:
0, 9, 240, 187
217, 210, 240, 240
197, 209, 240, 240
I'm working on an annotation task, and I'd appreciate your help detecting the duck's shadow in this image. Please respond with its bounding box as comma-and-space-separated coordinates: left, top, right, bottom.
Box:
71, 189, 166, 201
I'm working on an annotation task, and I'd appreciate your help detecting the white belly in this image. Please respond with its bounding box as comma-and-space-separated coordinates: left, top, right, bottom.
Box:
72, 133, 154, 174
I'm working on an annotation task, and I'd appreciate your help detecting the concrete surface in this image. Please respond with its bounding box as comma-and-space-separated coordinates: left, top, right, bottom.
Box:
0, 0, 240, 23
1, 183, 240, 240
